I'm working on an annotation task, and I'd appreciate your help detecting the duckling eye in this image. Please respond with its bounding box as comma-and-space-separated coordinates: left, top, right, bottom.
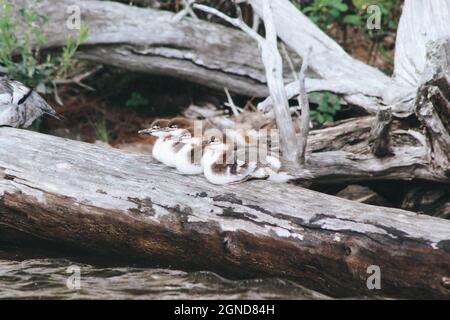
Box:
211, 136, 216, 142
170, 125, 178, 129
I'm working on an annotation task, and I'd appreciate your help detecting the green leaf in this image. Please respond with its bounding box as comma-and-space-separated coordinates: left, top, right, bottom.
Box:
317, 113, 325, 124
343, 14, 362, 25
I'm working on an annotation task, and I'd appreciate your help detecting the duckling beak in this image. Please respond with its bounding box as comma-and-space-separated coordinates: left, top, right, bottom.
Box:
138, 127, 169, 135
138, 128, 151, 135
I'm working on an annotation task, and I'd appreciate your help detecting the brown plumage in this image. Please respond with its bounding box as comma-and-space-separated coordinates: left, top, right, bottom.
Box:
167, 117, 194, 130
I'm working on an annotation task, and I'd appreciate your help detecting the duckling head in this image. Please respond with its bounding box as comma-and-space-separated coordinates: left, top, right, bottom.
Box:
204, 136, 227, 152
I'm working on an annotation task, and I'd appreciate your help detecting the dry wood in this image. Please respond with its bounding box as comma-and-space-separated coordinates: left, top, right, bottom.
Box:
401, 185, 450, 219
296, 49, 310, 164
17, 0, 271, 97
283, 116, 448, 184
1, 127, 450, 299
369, 108, 393, 158
254, 0, 450, 117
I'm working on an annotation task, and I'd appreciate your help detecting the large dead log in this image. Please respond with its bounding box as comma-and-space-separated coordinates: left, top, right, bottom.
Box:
1, 128, 450, 299
17, 0, 272, 97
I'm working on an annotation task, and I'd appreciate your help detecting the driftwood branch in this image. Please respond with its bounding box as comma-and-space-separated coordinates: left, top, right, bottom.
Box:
1, 128, 450, 299
394, 0, 450, 89
194, 1, 299, 162
297, 49, 310, 164
250, 0, 391, 114
253, 0, 450, 117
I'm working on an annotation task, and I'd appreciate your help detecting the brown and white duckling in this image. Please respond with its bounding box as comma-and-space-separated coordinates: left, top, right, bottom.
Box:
156, 117, 196, 167
173, 127, 207, 175
138, 119, 172, 163
201, 136, 258, 185
139, 118, 194, 167
223, 128, 257, 147
202, 136, 290, 185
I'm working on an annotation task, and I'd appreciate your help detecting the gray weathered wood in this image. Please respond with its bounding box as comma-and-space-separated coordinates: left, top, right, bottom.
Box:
283, 115, 449, 184
16, 0, 271, 97
254, 0, 450, 117
0, 128, 450, 298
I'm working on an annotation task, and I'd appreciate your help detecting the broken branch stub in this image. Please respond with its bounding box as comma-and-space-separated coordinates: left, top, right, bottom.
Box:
369, 108, 394, 158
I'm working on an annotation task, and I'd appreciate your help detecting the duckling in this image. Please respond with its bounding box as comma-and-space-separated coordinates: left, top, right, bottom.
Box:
0, 77, 60, 128
202, 136, 290, 185
167, 117, 194, 132
155, 117, 196, 167
174, 127, 208, 175
202, 136, 258, 185
223, 128, 258, 147
138, 119, 172, 164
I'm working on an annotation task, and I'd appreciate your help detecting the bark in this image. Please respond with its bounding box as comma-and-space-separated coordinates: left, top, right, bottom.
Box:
283, 115, 448, 184
1, 127, 450, 299
401, 185, 450, 219
369, 108, 393, 158
335, 185, 390, 207
17, 0, 272, 97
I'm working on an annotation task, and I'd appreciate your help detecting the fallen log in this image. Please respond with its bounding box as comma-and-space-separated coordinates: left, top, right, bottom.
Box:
16, 0, 311, 98
1, 128, 449, 299
19, 0, 275, 97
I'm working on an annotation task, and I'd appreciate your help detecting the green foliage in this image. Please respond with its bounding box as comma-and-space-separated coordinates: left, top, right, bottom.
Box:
95, 116, 109, 143
295, 0, 399, 69
300, 0, 351, 30
309, 92, 341, 125
297, 0, 398, 32
126, 92, 149, 109
0, 0, 88, 92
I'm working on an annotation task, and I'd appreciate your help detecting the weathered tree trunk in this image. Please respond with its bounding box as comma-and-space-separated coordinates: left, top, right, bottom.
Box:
1, 128, 450, 299
17, 0, 274, 97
